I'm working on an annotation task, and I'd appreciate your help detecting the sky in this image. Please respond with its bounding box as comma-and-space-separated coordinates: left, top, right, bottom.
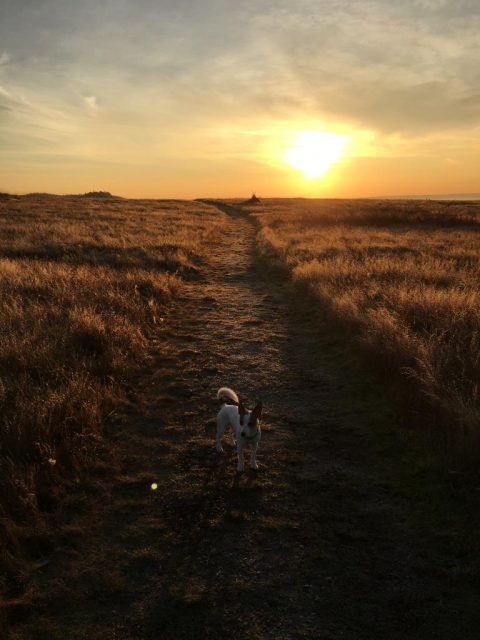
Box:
0, 0, 479, 198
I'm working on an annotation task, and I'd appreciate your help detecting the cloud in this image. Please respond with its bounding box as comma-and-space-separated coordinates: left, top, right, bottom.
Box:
83, 95, 99, 114
247, 0, 480, 134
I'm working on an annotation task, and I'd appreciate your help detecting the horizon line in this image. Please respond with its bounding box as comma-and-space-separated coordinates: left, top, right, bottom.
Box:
2, 191, 480, 201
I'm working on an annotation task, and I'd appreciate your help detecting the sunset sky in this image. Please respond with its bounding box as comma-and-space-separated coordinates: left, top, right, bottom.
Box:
1, 0, 479, 198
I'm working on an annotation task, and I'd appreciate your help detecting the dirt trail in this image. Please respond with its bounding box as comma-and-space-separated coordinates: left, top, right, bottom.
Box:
23, 204, 479, 639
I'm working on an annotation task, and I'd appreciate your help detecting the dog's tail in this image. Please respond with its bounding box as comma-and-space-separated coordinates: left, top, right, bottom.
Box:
217, 387, 239, 405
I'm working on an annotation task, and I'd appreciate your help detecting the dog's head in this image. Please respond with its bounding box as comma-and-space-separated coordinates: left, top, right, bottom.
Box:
238, 400, 262, 437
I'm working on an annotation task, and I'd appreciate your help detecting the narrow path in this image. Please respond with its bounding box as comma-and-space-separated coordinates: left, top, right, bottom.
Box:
26, 204, 478, 639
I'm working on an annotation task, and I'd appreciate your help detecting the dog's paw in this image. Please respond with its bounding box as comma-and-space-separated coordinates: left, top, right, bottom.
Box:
216, 446, 224, 453
249, 463, 259, 471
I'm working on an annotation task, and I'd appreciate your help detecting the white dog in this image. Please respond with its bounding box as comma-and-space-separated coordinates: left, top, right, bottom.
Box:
216, 387, 262, 472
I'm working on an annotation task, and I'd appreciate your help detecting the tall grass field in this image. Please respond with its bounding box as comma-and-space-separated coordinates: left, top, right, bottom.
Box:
244, 198, 480, 449
0, 194, 224, 600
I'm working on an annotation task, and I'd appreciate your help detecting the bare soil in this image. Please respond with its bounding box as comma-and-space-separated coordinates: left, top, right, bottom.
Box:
10, 203, 480, 639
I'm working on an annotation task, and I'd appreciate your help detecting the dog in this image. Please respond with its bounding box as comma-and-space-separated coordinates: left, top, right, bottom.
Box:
216, 387, 262, 472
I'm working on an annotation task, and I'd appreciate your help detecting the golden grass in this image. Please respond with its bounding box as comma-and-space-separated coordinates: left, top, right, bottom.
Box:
0, 194, 224, 595
248, 198, 480, 448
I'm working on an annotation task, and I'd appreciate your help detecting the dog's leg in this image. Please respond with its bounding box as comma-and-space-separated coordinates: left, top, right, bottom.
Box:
216, 415, 226, 453
249, 443, 259, 470
237, 442, 245, 472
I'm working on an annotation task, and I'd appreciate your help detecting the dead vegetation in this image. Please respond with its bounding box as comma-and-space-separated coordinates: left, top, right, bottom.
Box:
0, 194, 225, 607
2, 196, 480, 639
246, 198, 480, 452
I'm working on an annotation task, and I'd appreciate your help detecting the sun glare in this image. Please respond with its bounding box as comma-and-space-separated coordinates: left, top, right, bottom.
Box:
285, 131, 346, 179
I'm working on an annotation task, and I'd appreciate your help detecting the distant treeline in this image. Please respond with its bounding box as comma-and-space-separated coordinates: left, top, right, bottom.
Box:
1, 191, 117, 199
78, 191, 114, 198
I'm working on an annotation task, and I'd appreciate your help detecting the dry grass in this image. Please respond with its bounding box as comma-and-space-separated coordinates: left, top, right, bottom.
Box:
0, 194, 224, 598
246, 198, 480, 449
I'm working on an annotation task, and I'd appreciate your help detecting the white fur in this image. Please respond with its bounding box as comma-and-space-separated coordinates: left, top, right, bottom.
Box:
216, 388, 262, 472
217, 387, 239, 404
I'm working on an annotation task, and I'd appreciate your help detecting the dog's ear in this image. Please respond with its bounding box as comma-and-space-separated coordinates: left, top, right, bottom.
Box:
251, 401, 263, 420
238, 400, 247, 425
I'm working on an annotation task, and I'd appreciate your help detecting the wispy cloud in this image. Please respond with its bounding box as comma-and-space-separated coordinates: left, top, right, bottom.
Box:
83, 95, 99, 114
247, 0, 480, 134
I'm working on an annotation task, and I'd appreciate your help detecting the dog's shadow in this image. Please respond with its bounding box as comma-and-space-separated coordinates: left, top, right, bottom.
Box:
223, 468, 263, 526
231, 468, 259, 489
208, 450, 263, 526
206, 444, 260, 486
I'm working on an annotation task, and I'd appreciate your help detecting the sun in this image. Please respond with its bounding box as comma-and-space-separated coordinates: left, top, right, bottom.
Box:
284, 130, 346, 179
